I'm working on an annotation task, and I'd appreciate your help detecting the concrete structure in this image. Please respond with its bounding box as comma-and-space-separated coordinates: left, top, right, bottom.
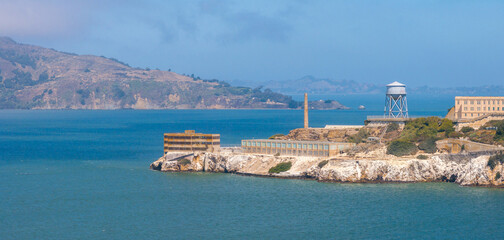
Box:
164, 130, 220, 154
385, 81, 408, 118
437, 138, 504, 154
451, 96, 504, 120
325, 125, 364, 129
304, 93, 309, 128
241, 139, 355, 157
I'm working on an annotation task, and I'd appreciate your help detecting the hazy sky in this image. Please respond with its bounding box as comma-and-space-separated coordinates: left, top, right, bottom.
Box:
1, 0, 504, 87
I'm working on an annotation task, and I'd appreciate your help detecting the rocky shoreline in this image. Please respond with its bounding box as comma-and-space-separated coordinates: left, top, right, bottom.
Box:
150, 149, 504, 187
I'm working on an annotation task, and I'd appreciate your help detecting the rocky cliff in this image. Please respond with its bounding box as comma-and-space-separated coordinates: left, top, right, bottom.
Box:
150, 151, 504, 187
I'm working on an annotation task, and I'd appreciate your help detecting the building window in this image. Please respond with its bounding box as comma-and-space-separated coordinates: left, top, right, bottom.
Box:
465, 113, 467, 117
308, 144, 313, 149
464, 107, 467, 111
324, 145, 329, 150
314, 144, 318, 150
287, 143, 291, 148
242, 142, 246, 146
464, 100, 468, 104
282, 143, 286, 148
477, 101, 480, 105
471, 107, 474, 111
303, 144, 307, 149
489, 107, 491, 111
471, 100, 474, 104
267, 142, 271, 147
471, 113, 473, 117
457, 100, 459, 105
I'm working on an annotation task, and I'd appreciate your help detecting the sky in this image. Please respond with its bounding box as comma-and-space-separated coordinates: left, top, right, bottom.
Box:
1, 0, 504, 88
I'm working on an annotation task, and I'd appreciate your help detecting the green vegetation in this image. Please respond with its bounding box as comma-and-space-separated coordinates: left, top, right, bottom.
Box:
178, 159, 191, 166
495, 172, 501, 181
400, 117, 454, 141
461, 126, 474, 133
487, 154, 504, 170
269, 134, 285, 139
417, 154, 428, 159
448, 131, 463, 138
418, 138, 438, 153
387, 140, 418, 157
493, 120, 504, 141
268, 162, 292, 173
348, 128, 369, 143
0, 49, 36, 68
386, 122, 399, 133
318, 160, 329, 168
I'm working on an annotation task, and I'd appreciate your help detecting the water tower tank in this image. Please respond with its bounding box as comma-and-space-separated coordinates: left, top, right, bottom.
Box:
386, 81, 407, 99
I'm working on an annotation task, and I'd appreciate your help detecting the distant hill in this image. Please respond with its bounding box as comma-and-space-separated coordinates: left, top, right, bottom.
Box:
0, 37, 348, 110
260, 75, 382, 95
248, 75, 504, 96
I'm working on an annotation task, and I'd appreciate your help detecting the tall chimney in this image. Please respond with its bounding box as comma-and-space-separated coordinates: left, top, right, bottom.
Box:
304, 93, 308, 129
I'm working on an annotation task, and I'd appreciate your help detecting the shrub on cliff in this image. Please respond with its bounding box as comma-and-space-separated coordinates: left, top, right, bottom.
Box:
461, 126, 474, 134
418, 138, 438, 153
400, 117, 454, 142
348, 128, 369, 143
318, 160, 329, 168
269, 134, 285, 139
487, 154, 504, 170
386, 123, 399, 133
387, 140, 418, 157
494, 120, 504, 141
448, 131, 463, 138
178, 159, 191, 166
269, 162, 292, 173
416, 154, 428, 159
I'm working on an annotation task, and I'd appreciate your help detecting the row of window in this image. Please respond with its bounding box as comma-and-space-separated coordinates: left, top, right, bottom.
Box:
462, 106, 503, 111
243, 147, 331, 157
458, 99, 504, 105
164, 136, 220, 140
242, 141, 330, 150
164, 141, 220, 145
165, 147, 210, 151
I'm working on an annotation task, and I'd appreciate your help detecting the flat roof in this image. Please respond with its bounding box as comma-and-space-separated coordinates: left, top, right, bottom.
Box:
242, 139, 351, 144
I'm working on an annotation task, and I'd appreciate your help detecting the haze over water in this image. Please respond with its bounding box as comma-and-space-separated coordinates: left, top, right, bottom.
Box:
1, 95, 504, 239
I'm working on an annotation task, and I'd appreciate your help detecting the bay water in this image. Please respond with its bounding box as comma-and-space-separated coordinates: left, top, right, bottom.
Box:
1, 94, 504, 239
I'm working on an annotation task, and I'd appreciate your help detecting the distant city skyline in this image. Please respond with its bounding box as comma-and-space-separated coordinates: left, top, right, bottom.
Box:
1, 0, 504, 88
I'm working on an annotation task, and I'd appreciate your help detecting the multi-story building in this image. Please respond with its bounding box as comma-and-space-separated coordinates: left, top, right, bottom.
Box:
452, 96, 504, 120
241, 139, 355, 157
164, 130, 220, 154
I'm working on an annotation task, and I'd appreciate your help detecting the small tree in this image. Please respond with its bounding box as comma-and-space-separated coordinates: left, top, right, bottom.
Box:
418, 138, 437, 153
387, 140, 418, 157
269, 162, 292, 173
461, 126, 474, 133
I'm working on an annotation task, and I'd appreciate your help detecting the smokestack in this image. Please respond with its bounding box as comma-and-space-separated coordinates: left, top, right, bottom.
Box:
304, 93, 308, 129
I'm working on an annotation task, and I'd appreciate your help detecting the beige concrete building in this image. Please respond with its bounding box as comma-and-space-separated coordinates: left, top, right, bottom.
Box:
452, 96, 504, 120
164, 130, 220, 154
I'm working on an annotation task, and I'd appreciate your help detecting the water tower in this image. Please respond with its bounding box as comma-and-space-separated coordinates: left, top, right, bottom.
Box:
384, 81, 408, 118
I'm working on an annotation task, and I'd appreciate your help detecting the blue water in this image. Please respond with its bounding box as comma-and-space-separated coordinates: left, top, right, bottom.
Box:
1, 96, 504, 239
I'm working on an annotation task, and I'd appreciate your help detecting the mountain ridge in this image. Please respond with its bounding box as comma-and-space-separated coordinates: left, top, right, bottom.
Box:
0, 37, 346, 110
